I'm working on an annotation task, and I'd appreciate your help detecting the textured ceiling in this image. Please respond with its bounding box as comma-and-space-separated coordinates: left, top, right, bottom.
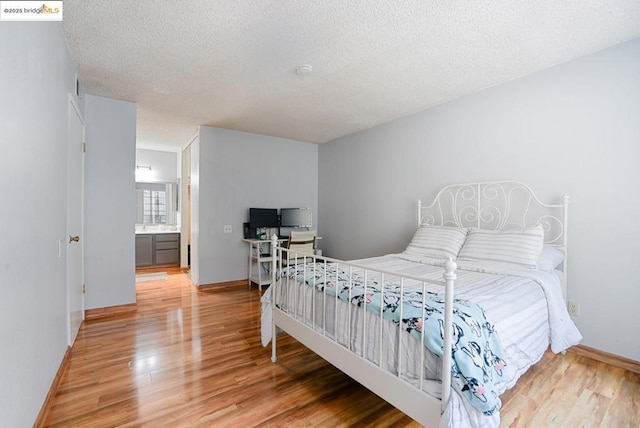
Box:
62, 1, 640, 148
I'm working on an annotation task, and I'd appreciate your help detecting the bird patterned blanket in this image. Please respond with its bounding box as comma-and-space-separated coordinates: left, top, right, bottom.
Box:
279, 263, 507, 415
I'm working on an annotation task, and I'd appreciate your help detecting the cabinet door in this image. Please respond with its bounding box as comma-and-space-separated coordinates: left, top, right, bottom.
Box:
156, 249, 179, 265
135, 235, 153, 267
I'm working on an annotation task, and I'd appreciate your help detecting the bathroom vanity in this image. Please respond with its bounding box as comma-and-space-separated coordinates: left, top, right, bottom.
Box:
135, 231, 180, 267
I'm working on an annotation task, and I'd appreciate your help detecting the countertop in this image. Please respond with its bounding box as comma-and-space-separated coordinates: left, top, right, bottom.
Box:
135, 229, 180, 235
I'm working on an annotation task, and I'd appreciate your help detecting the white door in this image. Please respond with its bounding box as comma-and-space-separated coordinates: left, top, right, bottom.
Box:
67, 95, 84, 346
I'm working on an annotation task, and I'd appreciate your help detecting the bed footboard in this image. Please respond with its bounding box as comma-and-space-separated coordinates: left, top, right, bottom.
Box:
269, 235, 456, 426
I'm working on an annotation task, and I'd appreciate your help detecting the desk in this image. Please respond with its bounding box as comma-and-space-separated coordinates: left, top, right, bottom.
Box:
242, 238, 287, 291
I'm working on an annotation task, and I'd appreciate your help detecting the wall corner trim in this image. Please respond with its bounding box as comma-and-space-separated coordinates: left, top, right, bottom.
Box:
33, 345, 72, 427
85, 303, 138, 321
569, 344, 640, 374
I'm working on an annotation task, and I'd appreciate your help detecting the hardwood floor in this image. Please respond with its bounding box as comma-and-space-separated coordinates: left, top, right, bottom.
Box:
44, 271, 639, 427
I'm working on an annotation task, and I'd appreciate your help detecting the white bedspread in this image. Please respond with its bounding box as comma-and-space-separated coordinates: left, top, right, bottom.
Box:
261, 254, 582, 427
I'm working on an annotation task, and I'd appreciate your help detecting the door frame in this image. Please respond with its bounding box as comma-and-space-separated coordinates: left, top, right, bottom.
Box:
67, 93, 85, 346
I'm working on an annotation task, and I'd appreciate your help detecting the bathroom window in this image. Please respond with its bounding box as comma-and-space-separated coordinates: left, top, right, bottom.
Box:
136, 181, 178, 225
143, 190, 166, 224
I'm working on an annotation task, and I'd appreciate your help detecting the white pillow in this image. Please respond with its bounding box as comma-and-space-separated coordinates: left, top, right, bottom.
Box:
403, 225, 468, 260
537, 246, 565, 271
457, 225, 544, 268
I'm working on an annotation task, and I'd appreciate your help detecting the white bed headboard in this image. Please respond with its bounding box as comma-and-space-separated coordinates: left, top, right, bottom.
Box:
418, 181, 569, 300
418, 181, 568, 247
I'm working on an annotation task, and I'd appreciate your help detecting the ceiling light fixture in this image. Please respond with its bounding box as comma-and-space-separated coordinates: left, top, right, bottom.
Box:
295, 64, 313, 75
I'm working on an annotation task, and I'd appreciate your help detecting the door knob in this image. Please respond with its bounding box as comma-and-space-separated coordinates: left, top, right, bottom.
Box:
69, 235, 80, 243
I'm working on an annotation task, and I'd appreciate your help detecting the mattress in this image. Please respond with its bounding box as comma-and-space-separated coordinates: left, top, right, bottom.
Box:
261, 254, 582, 427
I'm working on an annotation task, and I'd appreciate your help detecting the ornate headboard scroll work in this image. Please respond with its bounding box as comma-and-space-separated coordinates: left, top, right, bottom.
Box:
418, 181, 568, 247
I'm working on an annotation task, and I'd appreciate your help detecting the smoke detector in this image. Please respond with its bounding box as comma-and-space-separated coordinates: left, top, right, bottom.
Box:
295, 64, 313, 75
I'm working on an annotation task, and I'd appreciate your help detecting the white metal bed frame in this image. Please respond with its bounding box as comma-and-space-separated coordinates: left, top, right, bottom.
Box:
268, 181, 568, 427
417, 181, 569, 299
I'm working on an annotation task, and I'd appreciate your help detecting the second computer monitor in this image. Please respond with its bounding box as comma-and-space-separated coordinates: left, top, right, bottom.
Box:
280, 208, 312, 228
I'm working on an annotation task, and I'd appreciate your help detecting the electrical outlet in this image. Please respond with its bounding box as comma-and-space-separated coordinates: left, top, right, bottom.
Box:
223, 225, 232, 234
567, 301, 579, 317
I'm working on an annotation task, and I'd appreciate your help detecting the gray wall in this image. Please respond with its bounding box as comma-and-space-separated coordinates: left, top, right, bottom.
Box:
0, 23, 77, 426
84, 95, 137, 309
194, 127, 318, 285
189, 134, 201, 284
319, 38, 640, 361
135, 148, 179, 183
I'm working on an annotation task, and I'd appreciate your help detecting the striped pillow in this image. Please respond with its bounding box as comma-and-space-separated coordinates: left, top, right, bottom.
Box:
457, 225, 544, 268
403, 225, 469, 260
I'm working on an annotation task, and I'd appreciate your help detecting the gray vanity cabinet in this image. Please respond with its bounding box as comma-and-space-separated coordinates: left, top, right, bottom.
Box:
136, 233, 180, 267
135, 235, 153, 267
155, 233, 180, 265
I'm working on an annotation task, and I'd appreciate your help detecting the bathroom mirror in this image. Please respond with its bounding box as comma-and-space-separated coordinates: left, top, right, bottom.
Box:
135, 181, 179, 225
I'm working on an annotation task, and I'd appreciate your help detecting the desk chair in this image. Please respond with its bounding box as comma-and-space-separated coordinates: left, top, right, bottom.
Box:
282, 230, 316, 266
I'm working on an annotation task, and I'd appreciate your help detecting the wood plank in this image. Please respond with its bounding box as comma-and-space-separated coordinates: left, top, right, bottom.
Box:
42, 271, 640, 427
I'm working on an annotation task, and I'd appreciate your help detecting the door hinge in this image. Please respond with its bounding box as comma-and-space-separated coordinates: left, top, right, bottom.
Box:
82, 142, 87, 153
82, 283, 86, 294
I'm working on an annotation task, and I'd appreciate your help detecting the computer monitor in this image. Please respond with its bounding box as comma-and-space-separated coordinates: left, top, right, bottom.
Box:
280, 208, 312, 228
249, 208, 279, 229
